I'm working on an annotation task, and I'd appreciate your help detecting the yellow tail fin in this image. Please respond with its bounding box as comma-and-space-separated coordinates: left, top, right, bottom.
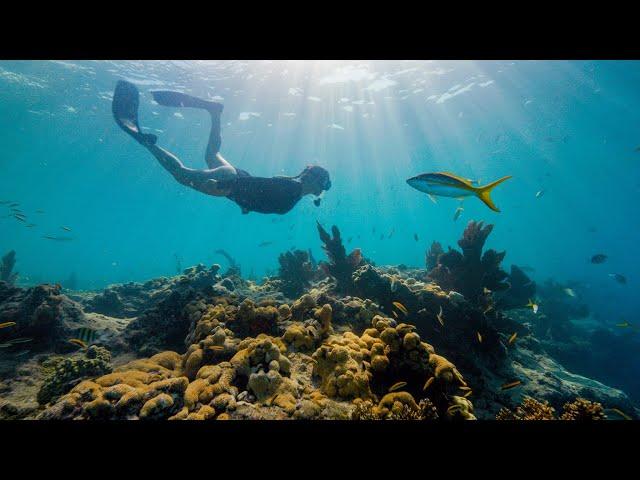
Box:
475, 175, 512, 212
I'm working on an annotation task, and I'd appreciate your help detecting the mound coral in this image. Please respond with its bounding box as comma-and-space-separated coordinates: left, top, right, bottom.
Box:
277, 249, 316, 298
38, 351, 188, 420
316, 222, 363, 293
427, 221, 509, 303
1, 250, 18, 285
37, 346, 113, 405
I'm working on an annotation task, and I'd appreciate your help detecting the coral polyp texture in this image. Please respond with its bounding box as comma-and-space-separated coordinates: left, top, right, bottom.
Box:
0, 220, 637, 421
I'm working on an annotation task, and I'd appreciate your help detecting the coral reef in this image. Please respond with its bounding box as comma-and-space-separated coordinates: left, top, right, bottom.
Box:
0, 282, 86, 349
496, 265, 536, 310
1, 250, 18, 285
427, 221, 509, 303
37, 345, 112, 405
559, 398, 607, 421
496, 396, 556, 420
533, 279, 589, 340
496, 396, 606, 420
316, 222, 363, 293
277, 249, 316, 298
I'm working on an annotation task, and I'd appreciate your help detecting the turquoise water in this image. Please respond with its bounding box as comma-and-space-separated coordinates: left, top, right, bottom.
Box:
1, 60, 638, 325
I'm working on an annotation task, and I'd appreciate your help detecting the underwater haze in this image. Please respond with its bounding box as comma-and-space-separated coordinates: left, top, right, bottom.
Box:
2, 60, 638, 322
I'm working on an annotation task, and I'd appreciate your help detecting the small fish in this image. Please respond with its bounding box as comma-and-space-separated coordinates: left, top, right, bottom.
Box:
436, 306, 445, 326
209, 345, 225, 351
477, 331, 483, 343
590, 254, 607, 264
453, 206, 464, 221
604, 408, 632, 421
406, 172, 512, 212
389, 381, 407, 392
535, 189, 545, 198
75, 327, 98, 345
0, 321, 17, 329
447, 405, 462, 413
7, 338, 32, 345
463, 390, 473, 398
393, 301, 409, 315
414, 233, 419, 242
313, 198, 321, 207
483, 304, 494, 315
258, 241, 273, 247
391, 310, 399, 319
526, 299, 539, 314
483, 287, 492, 294
69, 338, 88, 349
459, 386, 471, 391
9, 203, 19, 208
423, 376, 435, 391
501, 380, 522, 390
61, 226, 72, 232
564, 288, 576, 297
616, 322, 631, 328
609, 273, 627, 285
42, 235, 73, 241
12, 214, 26, 222
508, 332, 518, 345
36, 209, 45, 214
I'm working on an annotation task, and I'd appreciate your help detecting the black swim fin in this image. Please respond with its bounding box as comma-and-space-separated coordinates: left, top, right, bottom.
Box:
112, 80, 157, 145
151, 90, 223, 114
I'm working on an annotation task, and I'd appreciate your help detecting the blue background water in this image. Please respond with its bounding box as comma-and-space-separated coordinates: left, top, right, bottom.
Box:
1, 60, 638, 328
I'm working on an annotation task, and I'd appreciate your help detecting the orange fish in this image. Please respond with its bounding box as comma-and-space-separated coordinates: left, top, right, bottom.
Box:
501, 380, 522, 390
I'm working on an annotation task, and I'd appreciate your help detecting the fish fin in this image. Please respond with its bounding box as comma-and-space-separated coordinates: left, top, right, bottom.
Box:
475, 175, 512, 212
427, 194, 438, 204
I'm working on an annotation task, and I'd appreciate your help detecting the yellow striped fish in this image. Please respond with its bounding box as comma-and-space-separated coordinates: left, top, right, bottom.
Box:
392, 302, 409, 316
389, 381, 407, 392
69, 338, 88, 349
75, 327, 98, 345
508, 332, 518, 345
423, 376, 435, 391
0, 321, 17, 329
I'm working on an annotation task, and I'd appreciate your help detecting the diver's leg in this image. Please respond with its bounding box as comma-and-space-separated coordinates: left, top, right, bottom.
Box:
112, 80, 158, 145
145, 144, 203, 189
150, 90, 230, 169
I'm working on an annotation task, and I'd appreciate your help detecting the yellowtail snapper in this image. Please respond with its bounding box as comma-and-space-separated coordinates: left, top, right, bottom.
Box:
406, 172, 512, 212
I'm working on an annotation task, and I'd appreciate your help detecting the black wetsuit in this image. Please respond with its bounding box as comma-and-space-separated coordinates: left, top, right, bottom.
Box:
222, 170, 303, 214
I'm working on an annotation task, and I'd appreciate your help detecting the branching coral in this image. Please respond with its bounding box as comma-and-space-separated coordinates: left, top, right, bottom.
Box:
496, 396, 556, 420
428, 221, 509, 303
277, 249, 316, 298
559, 398, 606, 420
351, 394, 439, 420
316, 222, 363, 293
425, 242, 444, 272
496, 396, 606, 420
1, 250, 18, 285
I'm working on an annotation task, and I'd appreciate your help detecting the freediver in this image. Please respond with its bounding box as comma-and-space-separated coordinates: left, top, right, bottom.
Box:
112, 80, 331, 215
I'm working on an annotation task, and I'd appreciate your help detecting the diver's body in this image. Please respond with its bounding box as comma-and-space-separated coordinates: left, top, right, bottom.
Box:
112, 80, 331, 214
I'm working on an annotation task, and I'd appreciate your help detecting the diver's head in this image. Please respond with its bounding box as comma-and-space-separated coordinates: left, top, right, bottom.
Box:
298, 165, 331, 196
